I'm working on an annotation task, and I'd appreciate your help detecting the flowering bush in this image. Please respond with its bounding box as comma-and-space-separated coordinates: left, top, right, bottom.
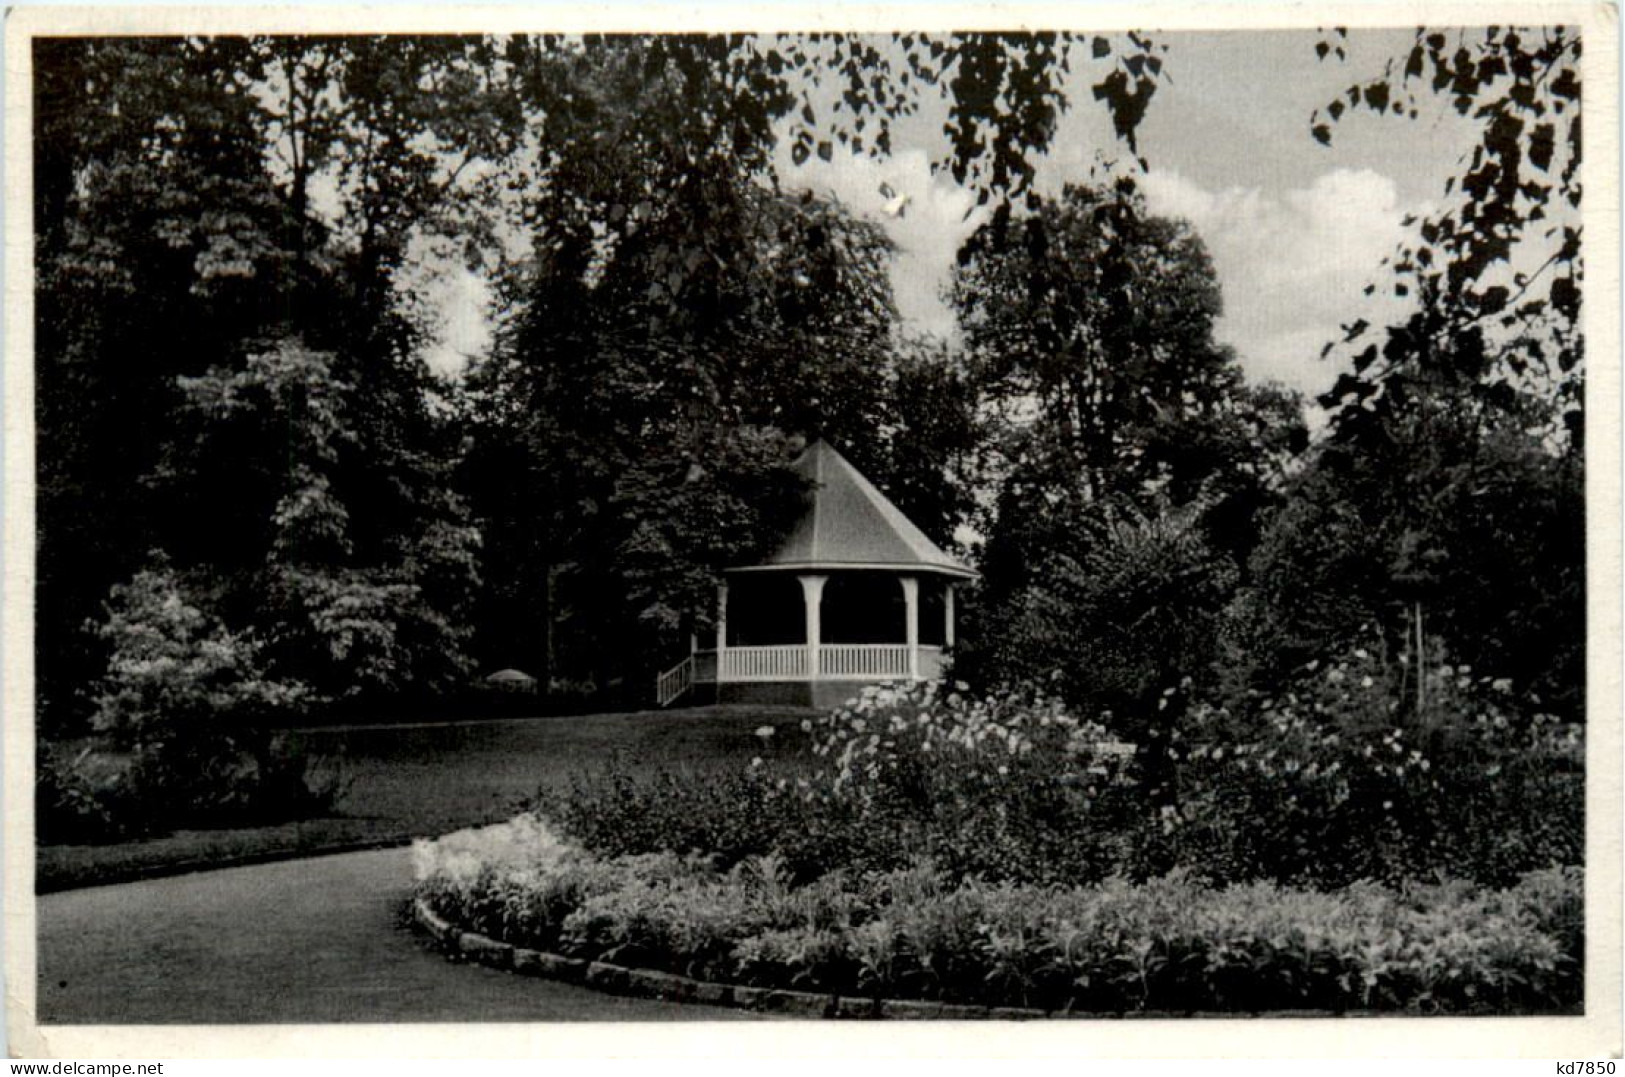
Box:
547, 682, 1147, 885
415, 817, 1582, 1015
799, 680, 1144, 883
1160, 648, 1583, 886
539, 755, 893, 883
807, 680, 1130, 788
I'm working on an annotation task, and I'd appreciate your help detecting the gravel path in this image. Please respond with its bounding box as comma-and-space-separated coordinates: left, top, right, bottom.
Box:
37, 847, 763, 1023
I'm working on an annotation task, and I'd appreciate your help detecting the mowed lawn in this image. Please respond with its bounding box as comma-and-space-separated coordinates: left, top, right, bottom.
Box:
37, 704, 819, 893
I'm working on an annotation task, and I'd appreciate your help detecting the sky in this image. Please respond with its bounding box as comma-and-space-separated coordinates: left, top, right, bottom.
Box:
426, 30, 1484, 401
761, 30, 1481, 400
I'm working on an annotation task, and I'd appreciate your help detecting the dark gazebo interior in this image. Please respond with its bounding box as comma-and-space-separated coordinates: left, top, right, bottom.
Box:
726, 571, 948, 647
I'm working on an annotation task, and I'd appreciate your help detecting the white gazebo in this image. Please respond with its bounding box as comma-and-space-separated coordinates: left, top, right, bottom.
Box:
656, 440, 977, 708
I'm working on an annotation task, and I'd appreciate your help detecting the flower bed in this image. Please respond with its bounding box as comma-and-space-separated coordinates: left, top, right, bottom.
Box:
414, 816, 1582, 1016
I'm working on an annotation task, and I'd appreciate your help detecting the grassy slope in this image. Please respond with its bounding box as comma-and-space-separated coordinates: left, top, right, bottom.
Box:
37, 704, 817, 892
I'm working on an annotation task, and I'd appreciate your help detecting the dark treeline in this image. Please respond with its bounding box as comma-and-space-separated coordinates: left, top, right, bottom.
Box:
34, 32, 1583, 838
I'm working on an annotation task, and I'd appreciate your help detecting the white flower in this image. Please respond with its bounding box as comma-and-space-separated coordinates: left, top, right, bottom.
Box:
754, 725, 775, 739
410, 837, 438, 883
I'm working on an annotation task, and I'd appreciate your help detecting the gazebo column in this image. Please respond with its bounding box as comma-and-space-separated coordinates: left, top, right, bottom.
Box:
715, 579, 729, 677
798, 574, 828, 678
944, 582, 956, 649
900, 576, 920, 679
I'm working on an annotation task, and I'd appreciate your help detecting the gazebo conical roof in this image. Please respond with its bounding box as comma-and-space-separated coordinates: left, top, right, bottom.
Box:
731, 440, 977, 579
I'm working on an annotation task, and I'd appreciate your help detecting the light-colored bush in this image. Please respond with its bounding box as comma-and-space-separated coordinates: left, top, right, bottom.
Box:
40, 558, 335, 841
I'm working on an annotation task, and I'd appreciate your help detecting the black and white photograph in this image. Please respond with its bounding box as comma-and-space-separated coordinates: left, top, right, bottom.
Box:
5, 2, 1619, 1059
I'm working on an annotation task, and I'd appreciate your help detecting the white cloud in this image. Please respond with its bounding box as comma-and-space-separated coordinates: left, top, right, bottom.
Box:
771, 140, 986, 339
1141, 167, 1423, 397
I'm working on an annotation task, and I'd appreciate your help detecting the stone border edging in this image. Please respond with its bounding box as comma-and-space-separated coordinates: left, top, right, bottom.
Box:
412, 898, 1356, 1021
412, 897, 1045, 1019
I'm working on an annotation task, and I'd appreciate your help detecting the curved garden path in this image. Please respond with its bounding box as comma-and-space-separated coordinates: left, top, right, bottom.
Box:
36, 847, 767, 1024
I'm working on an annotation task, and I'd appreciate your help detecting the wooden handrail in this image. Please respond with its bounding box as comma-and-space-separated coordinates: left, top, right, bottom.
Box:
655, 656, 694, 707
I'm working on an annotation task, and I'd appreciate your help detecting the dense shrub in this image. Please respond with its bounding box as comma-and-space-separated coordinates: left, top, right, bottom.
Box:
454, 664, 1584, 1015
36, 743, 130, 843
38, 560, 341, 843
415, 817, 1582, 1015
962, 498, 1239, 726
37, 731, 344, 844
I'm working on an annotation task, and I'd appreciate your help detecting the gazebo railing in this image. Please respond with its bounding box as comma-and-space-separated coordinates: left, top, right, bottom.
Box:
694, 644, 942, 683
819, 644, 912, 679
720, 645, 809, 681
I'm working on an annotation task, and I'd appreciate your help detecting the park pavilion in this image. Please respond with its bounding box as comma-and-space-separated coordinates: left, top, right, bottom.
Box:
656, 440, 977, 708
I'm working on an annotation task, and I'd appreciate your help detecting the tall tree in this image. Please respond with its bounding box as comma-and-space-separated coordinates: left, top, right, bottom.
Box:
1243, 379, 1583, 715
949, 181, 1304, 713
952, 182, 1291, 582
155, 339, 482, 702
34, 37, 296, 729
